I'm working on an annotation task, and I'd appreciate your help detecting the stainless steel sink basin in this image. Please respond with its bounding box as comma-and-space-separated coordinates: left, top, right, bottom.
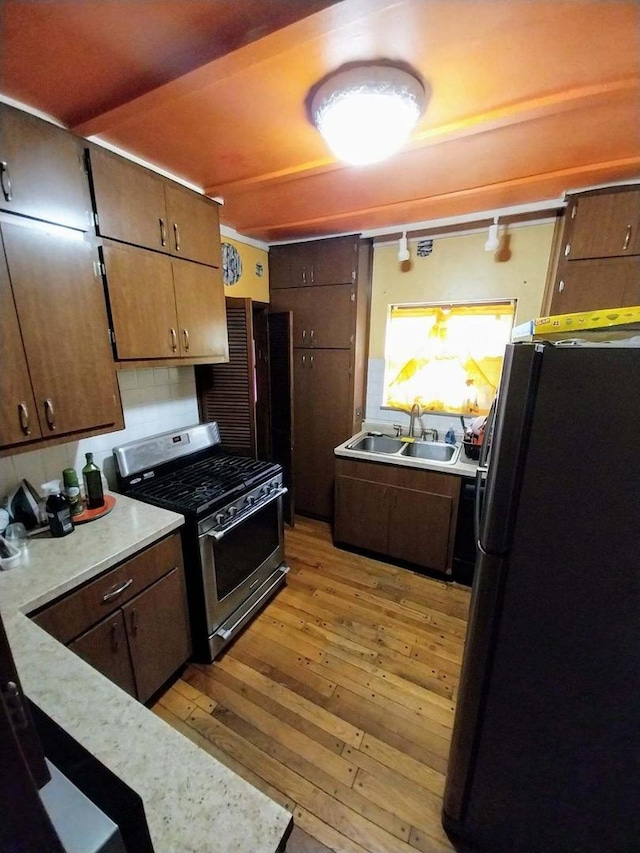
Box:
402, 441, 459, 462
348, 435, 404, 454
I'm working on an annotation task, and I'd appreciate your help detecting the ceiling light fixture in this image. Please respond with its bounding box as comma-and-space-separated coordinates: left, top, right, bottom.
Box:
484, 216, 500, 252
398, 230, 410, 262
311, 64, 426, 166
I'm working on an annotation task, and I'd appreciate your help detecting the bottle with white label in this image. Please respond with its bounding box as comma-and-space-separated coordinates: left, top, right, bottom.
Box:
42, 480, 74, 538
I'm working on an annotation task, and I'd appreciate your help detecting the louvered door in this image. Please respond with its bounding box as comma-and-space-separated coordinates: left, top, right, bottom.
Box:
196, 298, 256, 456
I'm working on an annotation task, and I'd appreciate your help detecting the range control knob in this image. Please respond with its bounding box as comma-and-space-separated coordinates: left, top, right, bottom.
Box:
215, 513, 226, 525
246, 495, 256, 506
228, 505, 238, 518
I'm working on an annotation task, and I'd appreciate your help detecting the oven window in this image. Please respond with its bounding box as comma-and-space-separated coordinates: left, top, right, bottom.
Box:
214, 500, 280, 600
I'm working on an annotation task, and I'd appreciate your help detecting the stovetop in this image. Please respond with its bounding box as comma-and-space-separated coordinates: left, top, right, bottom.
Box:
125, 451, 281, 517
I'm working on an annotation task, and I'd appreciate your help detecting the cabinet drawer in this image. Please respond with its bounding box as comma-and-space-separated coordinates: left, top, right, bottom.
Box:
32, 534, 183, 644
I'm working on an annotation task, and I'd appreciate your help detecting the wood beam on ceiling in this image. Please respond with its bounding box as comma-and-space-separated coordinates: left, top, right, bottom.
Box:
205, 77, 640, 198
235, 156, 640, 239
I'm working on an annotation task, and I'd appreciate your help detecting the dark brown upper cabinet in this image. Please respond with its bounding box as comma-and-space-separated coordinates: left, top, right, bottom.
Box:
565, 189, 640, 260
1, 219, 122, 450
87, 145, 222, 267
0, 103, 91, 231
269, 235, 358, 288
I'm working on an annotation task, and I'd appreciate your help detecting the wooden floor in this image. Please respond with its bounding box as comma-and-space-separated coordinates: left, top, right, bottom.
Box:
152, 517, 471, 853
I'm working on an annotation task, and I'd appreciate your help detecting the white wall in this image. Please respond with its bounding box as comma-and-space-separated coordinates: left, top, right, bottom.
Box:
0, 367, 199, 497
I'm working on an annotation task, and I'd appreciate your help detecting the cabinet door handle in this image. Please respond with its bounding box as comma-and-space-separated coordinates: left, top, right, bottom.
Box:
102, 577, 133, 602
310, 329, 315, 344
558, 280, 565, 293
310, 355, 314, 368
159, 217, 167, 247
170, 328, 178, 352
310, 265, 315, 284
0, 161, 12, 202
302, 266, 306, 284
130, 608, 139, 635
302, 354, 306, 367
110, 622, 119, 652
302, 329, 306, 340
622, 225, 632, 252
173, 222, 180, 252
18, 402, 31, 436
182, 328, 190, 352
44, 398, 56, 430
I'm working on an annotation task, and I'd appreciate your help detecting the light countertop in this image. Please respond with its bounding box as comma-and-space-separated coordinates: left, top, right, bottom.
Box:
0, 493, 291, 853
335, 428, 481, 478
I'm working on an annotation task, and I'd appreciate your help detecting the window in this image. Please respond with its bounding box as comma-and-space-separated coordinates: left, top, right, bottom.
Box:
383, 300, 515, 415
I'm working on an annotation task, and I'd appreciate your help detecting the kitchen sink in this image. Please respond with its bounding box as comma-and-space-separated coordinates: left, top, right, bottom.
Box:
402, 441, 459, 462
345, 433, 460, 464
348, 435, 404, 454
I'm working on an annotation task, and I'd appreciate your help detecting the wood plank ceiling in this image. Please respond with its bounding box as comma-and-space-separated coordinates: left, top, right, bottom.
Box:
2, 0, 639, 242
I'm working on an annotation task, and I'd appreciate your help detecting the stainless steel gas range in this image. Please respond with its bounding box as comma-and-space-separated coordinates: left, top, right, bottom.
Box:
113, 423, 289, 661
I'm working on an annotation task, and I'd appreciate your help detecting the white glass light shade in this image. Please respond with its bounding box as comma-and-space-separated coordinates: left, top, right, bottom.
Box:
312, 66, 426, 166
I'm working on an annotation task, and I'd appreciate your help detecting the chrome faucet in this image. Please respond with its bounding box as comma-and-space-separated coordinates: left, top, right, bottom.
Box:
422, 427, 439, 442
409, 402, 422, 438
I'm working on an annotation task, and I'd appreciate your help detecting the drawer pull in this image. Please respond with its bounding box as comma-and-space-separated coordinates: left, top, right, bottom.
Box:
102, 577, 133, 602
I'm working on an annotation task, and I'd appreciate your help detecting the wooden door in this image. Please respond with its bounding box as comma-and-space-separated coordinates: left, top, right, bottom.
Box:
172, 259, 228, 359
196, 298, 255, 455
387, 486, 453, 572
550, 256, 640, 314
102, 241, 178, 359
69, 611, 137, 697
123, 568, 191, 703
3, 221, 121, 436
569, 191, 640, 259
295, 349, 352, 518
268, 311, 295, 524
334, 475, 390, 553
0, 239, 42, 447
310, 235, 358, 285
268, 242, 305, 288
88, 145, 168, 251
0, 103, 90, 231
306, 285, 355, 348
164, 182, 222, 267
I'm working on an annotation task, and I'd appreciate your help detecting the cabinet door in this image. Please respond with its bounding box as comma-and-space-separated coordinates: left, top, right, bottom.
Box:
102, 241, 179, 359
294, 349, 352, 518
0, 240, 42, 446
88, 146, 168, 252
164, 182, 222, 267
569, 191, 640, 259
123, 567, 191, 703
334, 475, 389, 553
0, 104, 90, 231
3, 221, 121, 436
310, 235, 358, 286
269, 242, 306, 289
388, 486, 453, 573
270, 287, 311, 346
68, 611, 137, 697
307, 285, 355, 348
172, 259, 228, 359
549, 256, 640, 315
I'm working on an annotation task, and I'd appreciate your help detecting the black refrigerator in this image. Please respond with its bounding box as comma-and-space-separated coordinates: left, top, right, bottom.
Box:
442, 341, 640, 853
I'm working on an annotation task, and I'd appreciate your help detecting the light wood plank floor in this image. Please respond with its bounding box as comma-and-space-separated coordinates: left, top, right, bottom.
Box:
152, 517, 471, 853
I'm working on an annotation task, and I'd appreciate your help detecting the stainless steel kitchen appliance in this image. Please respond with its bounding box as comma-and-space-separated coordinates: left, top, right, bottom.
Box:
442, 340, 640, 852
114, 423, 289, 661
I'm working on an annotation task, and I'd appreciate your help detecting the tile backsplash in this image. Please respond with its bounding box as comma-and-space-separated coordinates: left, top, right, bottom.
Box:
0, 367, 199, 499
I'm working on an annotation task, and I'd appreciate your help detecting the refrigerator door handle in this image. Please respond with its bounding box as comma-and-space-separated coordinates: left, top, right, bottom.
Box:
474, 466, 488, 553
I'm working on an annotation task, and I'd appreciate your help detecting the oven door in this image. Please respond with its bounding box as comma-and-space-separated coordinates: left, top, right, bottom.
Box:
198, 490, 286, 636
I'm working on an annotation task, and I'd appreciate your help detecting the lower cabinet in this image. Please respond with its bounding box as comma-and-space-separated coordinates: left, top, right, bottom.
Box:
32, 533, 191, 703
334, 458, 461, 574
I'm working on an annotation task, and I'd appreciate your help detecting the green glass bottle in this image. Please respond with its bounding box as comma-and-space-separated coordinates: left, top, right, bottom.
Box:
82, 452, 105, 510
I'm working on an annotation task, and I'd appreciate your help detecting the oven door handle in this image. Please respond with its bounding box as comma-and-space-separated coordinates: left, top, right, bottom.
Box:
206, 487, 288, 541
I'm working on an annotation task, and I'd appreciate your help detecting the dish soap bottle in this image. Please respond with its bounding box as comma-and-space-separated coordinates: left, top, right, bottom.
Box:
82, 453, 105, 510
42, 481, 74, 537
445, 424, 457, 445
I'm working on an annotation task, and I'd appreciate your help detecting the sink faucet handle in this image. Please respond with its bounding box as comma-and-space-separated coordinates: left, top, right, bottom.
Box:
393, 423, 403, 437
